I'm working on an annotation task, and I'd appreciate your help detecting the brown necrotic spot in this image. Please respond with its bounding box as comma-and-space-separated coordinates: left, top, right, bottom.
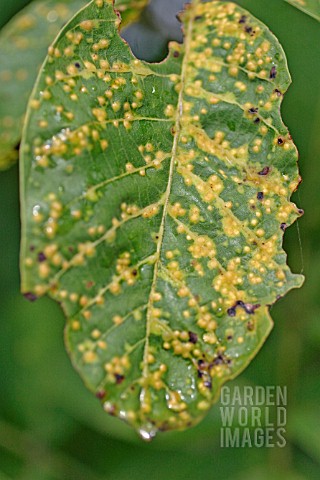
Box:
96, 390, 106, 399
228, 301, 260, 316
239, 15, 247, 24
242, 302, 260, 314
197, 359, 205, 369
277, 137, 284, 146
24, 292, 38, 302
270, 66, 277, 79
212, 353, 230, 366
115, 374, 125, 384
258, 166, 270, 176
257, 191, 264, 200
188, 331, 198, 344
197, 358, 211, 372
196, 359, 213, 388
227, 306, 236, 317
280, 223, 287, 231
38, 252, 46, 262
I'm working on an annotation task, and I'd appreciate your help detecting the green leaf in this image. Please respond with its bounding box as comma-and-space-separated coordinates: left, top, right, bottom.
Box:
0, 0, 149, 171
115, 0, 149, 25
20, 0, 304, 438
285, 0, 320, 21
0, 0, 87, 171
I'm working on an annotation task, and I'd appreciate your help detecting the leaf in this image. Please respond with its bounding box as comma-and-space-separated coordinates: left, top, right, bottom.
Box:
285, 0, 320, 21
0, 0, 87, 171
115, 0, 149, 25
0, 0, 149, 171
20, 0, 304, 438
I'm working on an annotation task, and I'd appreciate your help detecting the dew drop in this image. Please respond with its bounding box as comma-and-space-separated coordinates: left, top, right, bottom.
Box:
47, 10, 59, 23
103, 401, 115, 415
32, 204, 41, 217
54, 111, 62, 122
119, 410, 127, 420
138, 423, 157, 442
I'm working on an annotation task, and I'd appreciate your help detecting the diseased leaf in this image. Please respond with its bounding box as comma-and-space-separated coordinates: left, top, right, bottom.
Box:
285, 0, 320, 21
20, 0, 304, 439
0, 0, 149, 171
0, 0, 88, 171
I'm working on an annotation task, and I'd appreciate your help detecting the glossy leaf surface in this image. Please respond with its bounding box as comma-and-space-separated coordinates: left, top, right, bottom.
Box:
0, 0, 148, 170
20, 0, 304, 438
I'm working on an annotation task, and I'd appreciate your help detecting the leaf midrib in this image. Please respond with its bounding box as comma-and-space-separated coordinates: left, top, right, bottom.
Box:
141, 2, 197, 395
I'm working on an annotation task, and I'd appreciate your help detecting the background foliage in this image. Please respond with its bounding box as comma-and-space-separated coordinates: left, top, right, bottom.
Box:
0, 0, 319, 479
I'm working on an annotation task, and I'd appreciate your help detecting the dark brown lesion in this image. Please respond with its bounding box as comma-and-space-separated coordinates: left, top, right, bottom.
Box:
188, 331, 198, 344
37, 252, 46, 262
257, 191, 264, 200
227, 300, 260, 317
95, 389, 107, 399
23, 292, 38, 302
115, 373, 125, 384
238, 14, 256, 36
195, 350, 232, 391
258, 166, 270, 176
270, 66, 277, 79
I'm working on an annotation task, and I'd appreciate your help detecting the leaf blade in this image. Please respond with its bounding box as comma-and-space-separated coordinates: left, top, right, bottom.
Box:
20, 0, 304, 438
0, 0, 149, 171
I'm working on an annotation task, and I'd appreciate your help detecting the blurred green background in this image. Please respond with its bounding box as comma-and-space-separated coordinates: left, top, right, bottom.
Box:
0, 0, 319, 479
